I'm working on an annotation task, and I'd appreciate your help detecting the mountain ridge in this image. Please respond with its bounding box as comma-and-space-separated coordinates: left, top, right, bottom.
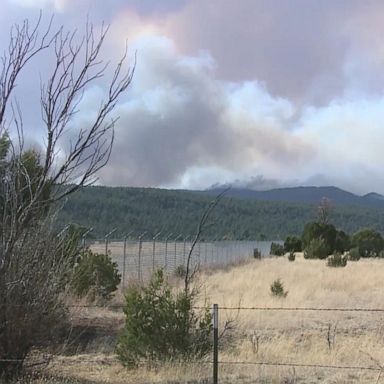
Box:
201, 186, 384, 209
58, 185, 384, 240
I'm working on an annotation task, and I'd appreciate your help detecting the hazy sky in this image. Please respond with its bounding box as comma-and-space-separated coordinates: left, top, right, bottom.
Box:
2, 0, 384, 194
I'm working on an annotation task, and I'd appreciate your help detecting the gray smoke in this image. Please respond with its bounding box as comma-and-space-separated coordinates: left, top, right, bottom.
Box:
3, 1, 384, 193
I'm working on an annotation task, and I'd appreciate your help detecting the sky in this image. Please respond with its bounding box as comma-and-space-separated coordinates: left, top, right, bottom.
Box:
2, 0, 384, 194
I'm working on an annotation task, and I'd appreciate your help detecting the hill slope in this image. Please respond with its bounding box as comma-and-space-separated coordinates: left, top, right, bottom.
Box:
57, 186, 384, 240
205, 186, 384, 208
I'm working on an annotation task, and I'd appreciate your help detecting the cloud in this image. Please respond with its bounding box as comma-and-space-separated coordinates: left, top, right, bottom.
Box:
7, 0, 68, 11
96, 35, 311, 188
2, 1, 384, 194
293, 96, 384, 194
162, 0, 384, 105
93, 27, 384, 194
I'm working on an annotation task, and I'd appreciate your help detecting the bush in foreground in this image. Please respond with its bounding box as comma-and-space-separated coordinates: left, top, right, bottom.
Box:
71, 249, 121, 303
174, 264, 187, 278
116, 269, 212, 368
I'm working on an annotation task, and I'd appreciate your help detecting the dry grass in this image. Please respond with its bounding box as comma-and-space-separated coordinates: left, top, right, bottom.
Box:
196, 254, 384, 383
42, 356, 211, 384
200, 253, 384, 309
28, 254, 384, 383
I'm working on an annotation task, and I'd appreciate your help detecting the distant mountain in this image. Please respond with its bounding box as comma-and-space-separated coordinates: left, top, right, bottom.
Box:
203, 186, 384, 209
58, 185, 384, 240
363, 192, 384, 202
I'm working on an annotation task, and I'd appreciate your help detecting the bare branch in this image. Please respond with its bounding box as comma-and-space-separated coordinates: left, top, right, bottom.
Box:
0, 15, 134, 377
184, 187, 230, 293
317, 197, 332, 225
0, 13, 54, 126
38, 22, 135, 199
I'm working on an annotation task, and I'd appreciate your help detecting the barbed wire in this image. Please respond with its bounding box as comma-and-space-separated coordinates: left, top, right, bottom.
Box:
194, 305, 384, 312
0, 359, 24, 362
217, 360, 382, 371
1, 358, 381, 373
64, 304, 384, 312
4, 304, 384, 378
12, 303, 381, 311
68, 304, 125, 309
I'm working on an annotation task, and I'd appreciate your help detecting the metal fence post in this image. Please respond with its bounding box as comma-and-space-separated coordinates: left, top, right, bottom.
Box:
81, 227, 93, 249
123, 231, 133, 289
183, 236, 189, 266
152, 231, 161, 273
105, 228, 117, 256
213, 303, 219, 384
198, 240, 201, 268
138, 232, 147, 282
211, 239, 215, 266
165, 233, 173, 272
174, 234, 182, 270
123, 234, 127, 288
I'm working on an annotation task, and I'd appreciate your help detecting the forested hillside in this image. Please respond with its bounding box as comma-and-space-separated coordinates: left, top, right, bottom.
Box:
205, 186, 384, 208
57, 186, 384, 240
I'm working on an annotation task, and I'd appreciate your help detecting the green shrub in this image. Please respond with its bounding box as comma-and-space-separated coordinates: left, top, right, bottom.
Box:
347, 247, 361, 261
270, 242, 285, 256
270, 278, 288, 298
351, 229, 384, 257
288, 251, 295, 262
253, 248, 261, 259
334, 230, 351, 253
302, 222, 337, 255
71, 248, 121, 303
174, 264, 187, 278
284, 236, 302, 253
116, 269, 212, 368
304, 237, 329, 259
327, 252, 347, 267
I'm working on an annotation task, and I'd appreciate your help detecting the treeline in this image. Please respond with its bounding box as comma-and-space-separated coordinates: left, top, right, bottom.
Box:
277, 224, 384, 259
57, 186, 384, 240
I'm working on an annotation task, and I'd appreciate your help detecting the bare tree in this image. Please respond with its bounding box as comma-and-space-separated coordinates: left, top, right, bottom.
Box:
317, 197, 332, 225
0, 14, 134, 379
184, 188, 229, 294
182, 187, 236, 348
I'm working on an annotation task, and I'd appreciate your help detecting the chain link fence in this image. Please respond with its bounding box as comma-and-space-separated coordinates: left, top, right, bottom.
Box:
89, 238, 279, 286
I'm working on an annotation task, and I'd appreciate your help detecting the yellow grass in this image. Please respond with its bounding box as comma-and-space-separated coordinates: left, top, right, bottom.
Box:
197, 254, 384, 383
40, 255, 384, 383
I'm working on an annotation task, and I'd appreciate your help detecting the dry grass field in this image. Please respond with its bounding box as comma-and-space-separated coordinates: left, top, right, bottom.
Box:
26, 254, 384, 383
197, 254, 384, 383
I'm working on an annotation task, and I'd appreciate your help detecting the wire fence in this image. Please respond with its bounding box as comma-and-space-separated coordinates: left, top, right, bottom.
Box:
3, 305, 384, 382
88, 238, 279, 286
67, 304, 384, 377
209, 305, 384, 383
